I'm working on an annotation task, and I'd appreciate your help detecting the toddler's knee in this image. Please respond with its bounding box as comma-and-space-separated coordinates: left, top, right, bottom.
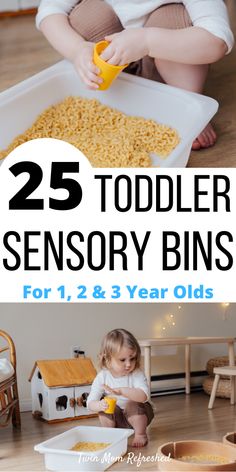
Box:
99, 411, 116, 426
212, 38, 228, 62
69, 0, 123, 42
125, 401, 145, 417
145, 3, 192, 30
126, 401, 154, 426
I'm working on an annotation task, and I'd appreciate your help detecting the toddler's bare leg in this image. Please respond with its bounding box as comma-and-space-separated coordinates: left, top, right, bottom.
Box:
129, 414, 148, 447
99, 412, 115, 428
125, 401, 153, 447
69, 0, 123, 42
145, 3, 216, 149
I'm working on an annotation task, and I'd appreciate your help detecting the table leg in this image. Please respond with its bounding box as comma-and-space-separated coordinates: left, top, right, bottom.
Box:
228, 341, 235, 404
185, 344, 191, 394
208, 373, 220, 409
228, 342, 235, 366
143, 346, 151, 398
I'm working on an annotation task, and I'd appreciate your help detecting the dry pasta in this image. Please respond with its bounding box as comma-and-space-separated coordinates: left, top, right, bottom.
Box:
178, 455, 228, 464
0, 96, 180, 167
71, 441, 110, 452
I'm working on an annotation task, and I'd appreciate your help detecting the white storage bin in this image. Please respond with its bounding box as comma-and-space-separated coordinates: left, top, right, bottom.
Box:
34, 425, 133, 471
0, 60, 218, 167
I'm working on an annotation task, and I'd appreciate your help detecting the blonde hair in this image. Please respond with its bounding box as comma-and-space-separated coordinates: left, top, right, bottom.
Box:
99, 329, 141, 369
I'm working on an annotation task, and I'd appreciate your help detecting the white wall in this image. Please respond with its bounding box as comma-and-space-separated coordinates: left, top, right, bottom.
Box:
0, 0, 18, 11
0, 0, 39, 12
0, 303, 235, 409
19, 1, 40, 8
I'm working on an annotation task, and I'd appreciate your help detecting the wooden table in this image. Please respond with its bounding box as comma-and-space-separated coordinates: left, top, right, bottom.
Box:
138, 337, 236, 396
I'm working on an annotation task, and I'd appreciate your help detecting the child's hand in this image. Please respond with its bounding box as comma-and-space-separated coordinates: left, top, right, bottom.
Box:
73, 41, 103, 90
99, 399, 110, 412
101, 29, 149, 66
103, 384, 122, 396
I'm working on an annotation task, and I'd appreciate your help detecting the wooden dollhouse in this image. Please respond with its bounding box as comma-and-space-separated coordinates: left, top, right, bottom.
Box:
29, 358, 97, 423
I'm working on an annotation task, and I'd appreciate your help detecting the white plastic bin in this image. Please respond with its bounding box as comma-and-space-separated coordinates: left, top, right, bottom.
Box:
0, 60, 218, 167
34, 425, 133, 471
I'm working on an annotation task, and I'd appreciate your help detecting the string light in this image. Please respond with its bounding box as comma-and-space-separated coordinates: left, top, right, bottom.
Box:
158, 307, 181, 335
156, 303, 231, 337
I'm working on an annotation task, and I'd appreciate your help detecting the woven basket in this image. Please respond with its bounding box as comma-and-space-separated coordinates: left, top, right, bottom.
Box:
203, 376, 231, 399
206, 356, 236, 377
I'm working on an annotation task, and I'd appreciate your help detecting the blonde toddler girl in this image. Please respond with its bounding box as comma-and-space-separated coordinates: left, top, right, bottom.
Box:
87, 328, 154, 447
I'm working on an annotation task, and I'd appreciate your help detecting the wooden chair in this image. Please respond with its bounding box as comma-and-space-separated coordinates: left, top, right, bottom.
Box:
0, 330, 21, 428
208, 365, 236, 409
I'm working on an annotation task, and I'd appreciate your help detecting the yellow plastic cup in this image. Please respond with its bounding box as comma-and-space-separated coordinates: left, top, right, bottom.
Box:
93, 40, 128, 91
104, 397, 117, 414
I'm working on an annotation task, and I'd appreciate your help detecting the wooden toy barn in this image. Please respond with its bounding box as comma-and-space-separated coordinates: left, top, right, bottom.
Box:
29, 358, 97, 423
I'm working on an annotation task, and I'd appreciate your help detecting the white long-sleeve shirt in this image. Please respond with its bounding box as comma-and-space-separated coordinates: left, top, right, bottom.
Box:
36, 0, 234, 53
87, 368, 150, 410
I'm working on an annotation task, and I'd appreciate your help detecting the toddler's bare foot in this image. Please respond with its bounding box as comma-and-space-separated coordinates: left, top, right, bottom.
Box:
192, 123, 217, 150
132, 434, 148, 447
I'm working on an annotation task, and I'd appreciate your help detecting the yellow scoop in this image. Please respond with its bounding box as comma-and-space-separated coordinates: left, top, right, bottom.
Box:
104, 397, 117, 414
93, 40, 128, 90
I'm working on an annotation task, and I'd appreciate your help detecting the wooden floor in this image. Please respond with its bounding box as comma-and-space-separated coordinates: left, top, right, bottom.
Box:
1, 393, 236, 471
0, 3, 236, 167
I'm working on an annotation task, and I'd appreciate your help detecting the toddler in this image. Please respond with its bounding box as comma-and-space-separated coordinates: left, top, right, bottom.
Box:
86, 328, 154, 447
36, 0, 234, 150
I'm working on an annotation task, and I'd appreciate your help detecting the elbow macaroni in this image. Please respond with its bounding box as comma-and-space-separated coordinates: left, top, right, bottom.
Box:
0, 96, 180, 167
71, 441, 110, 451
